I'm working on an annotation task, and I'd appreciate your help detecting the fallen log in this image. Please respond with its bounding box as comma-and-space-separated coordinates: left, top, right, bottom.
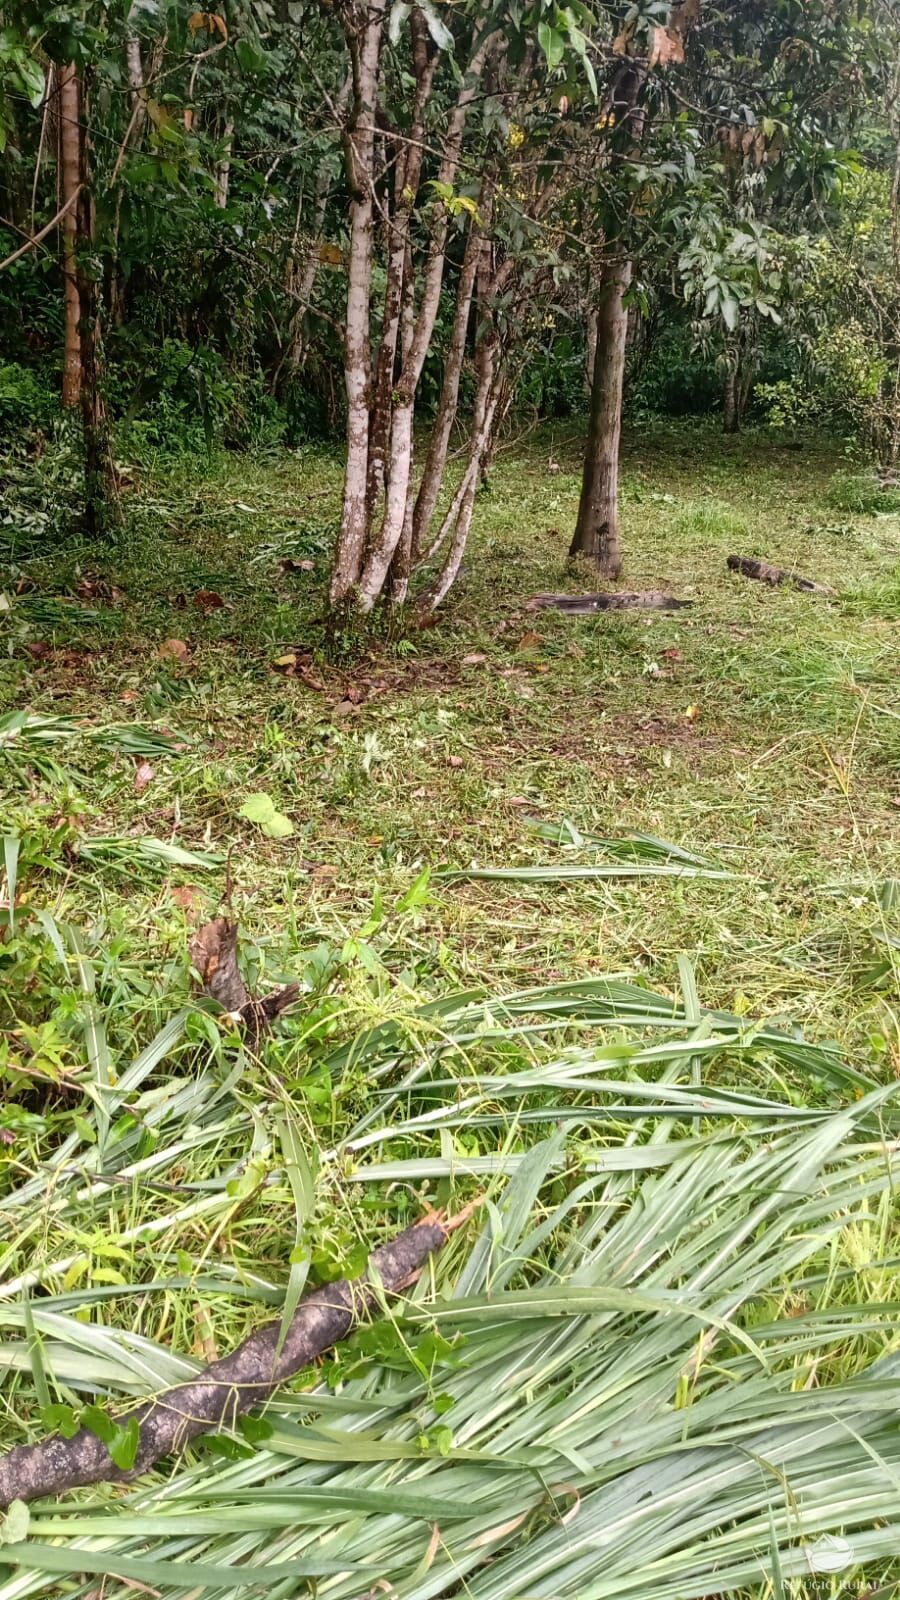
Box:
190, 917, 298, 1041
528, 591, 692, 614
0, 1212, 461, 1508
726, 555, 834, 595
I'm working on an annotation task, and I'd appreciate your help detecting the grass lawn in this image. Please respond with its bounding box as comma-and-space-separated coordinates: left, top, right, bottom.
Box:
1, 420, 899, 1597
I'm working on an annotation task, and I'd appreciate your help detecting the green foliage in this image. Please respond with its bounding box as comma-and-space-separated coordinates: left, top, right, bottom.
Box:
825, 469, 900, 516
0, 364, 55, 436
673, 498, 748, 541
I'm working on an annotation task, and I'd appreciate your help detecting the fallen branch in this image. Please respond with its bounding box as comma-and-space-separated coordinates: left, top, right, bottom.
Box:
189, 917, 298, 1041
528, 591, 692, 614
0, 1212, 462, 1508
726, 555, 834, 595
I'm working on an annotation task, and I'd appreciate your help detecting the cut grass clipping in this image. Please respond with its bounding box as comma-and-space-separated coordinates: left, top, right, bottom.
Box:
1, 948, 899, 1599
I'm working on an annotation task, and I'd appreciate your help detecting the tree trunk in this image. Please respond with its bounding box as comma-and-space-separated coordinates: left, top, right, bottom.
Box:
74, 78, 122, 536
330, 2, 388, 610
723, 356, 740, 433
58, 63, 81, 408
214, 115, 234, 208
367, 14, 436, 510
418, 330, 499, 613
570, 256, 632, 578
585, 307, 598, 393
410, 219, 483, 561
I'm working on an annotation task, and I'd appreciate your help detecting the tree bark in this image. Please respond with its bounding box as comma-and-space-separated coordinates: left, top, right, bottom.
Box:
74, 79, 122, 536
570, 256, 632, 577
367, 11, 437, 510
58, 63, 82, 408
723, 354, 739, 433
330, 1, 389, 610
214, 114, 235, 208
0, 1216, 454, 1509
410, 219, 484, 563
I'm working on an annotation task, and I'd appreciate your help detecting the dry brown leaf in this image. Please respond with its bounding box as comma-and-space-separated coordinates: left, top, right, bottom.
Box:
134, 760, 155, 793
461, 652, 488, 665
171, 884, 203, 912
159, 638, 189, 662
671, 0, 701, 32
648, 24, 684, 68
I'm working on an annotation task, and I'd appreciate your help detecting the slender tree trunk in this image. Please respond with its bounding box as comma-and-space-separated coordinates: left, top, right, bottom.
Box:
59, 63, 82, 408
570, 256, 632, 577
723, 352, 740, 433
585, 306, 598, 393
74, 78, 122, 535
410, 220, 483, 561
367, 14, 436, 510
214, 115, 235, 208
330, 2, 388, 609
418, 330, 499, 613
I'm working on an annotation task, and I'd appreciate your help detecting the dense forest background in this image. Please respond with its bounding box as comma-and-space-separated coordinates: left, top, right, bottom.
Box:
2, 0, 900, 616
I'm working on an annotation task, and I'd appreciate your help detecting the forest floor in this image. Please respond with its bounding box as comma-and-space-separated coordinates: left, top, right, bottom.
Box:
4, 420, 898, 1048
1, 420, 899, 1597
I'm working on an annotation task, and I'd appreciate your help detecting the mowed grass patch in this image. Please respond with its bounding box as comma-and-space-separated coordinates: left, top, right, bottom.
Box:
2, 420, 897, 1046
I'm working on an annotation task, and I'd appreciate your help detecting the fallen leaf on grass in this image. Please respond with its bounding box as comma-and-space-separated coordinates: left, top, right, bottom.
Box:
308, 862, 338, 880
134, 760, 155, 793
239, 792, 294, 839
271, 651, 327, 690
461, 652, 488, 666
171, 884, 204, 912
159, 638, 189, 662
193, 589, 226, 611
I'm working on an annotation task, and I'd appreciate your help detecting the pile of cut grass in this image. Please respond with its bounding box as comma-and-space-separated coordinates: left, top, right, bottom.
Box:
1, 420, 898, 1597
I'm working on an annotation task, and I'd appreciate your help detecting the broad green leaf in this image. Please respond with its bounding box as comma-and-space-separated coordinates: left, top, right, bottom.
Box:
238, 792, 294, 838
0, 1502, 28, 1547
